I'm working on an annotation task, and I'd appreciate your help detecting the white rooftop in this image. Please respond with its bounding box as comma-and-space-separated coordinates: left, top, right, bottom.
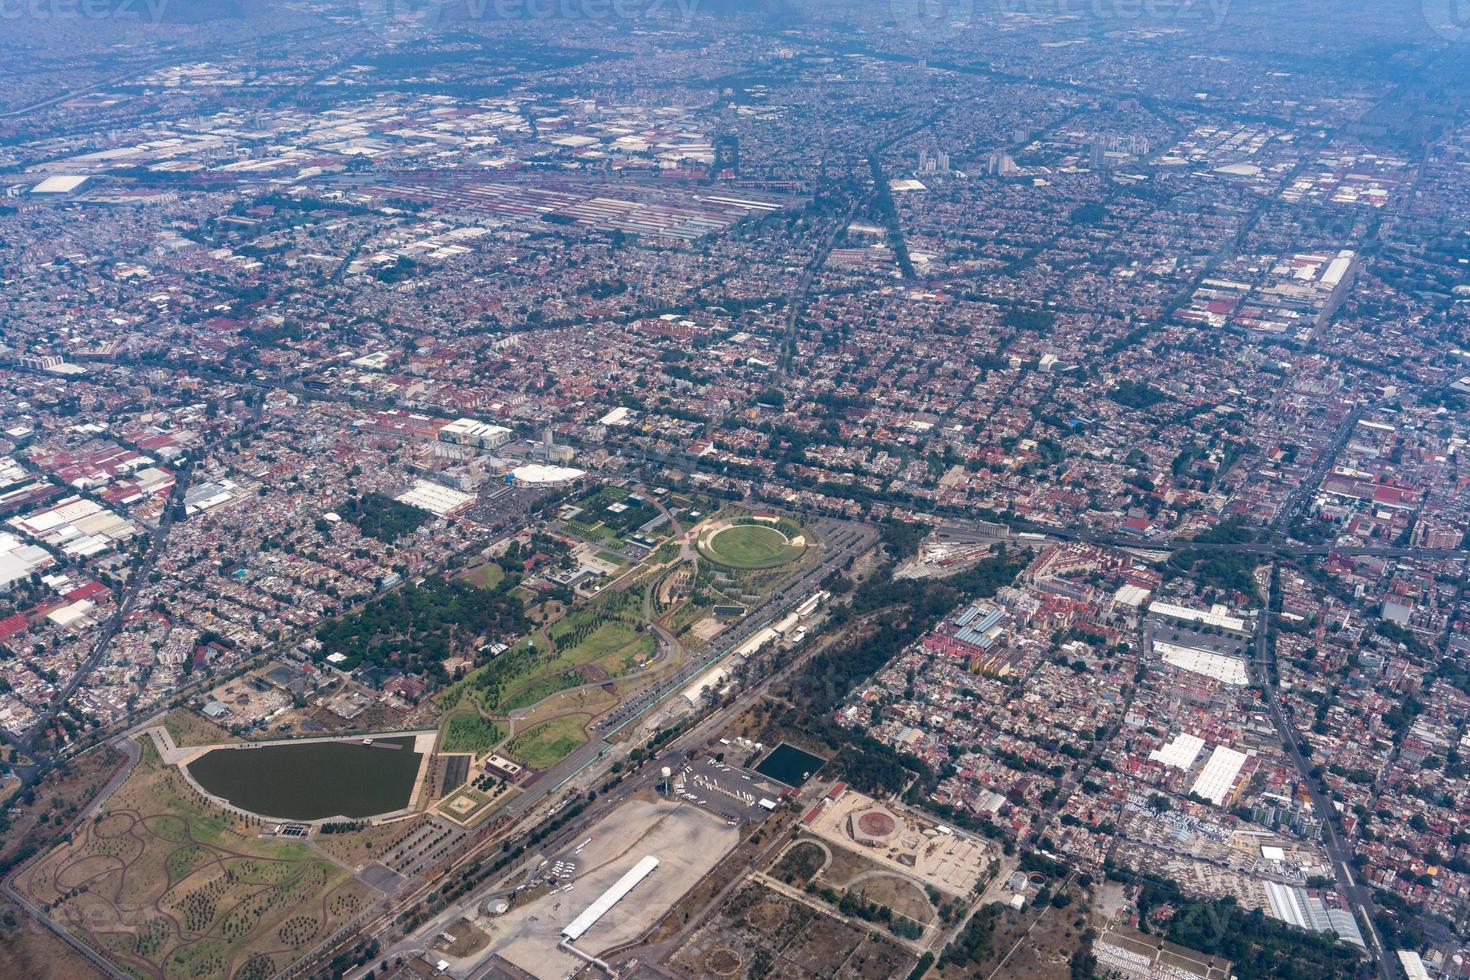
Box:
31, 175, 89, 194
1148, 732, 1205, 771
1190, 745, 1249, 805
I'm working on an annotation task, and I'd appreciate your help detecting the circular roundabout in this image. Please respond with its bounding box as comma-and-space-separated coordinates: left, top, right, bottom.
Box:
697, 519, 807, 570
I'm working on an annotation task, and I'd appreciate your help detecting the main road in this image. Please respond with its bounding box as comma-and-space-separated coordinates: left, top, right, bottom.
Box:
1253, 562, 1398, 980
935, 514, 1465, 562
4, 458, 197, 777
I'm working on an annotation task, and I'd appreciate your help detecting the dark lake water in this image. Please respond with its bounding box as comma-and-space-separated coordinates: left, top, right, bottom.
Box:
754, 743, 825, 787
186, 735, 421, 820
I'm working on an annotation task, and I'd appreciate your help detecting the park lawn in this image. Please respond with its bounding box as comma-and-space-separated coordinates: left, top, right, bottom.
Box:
16, 737, 370, 980
701, 522, 807, 569
564, 519, 615, 543
501, 670, 584, 712
550, 619, 643, 669
443, 630, 545, 713
506, 714, 590, 770
460, 587, 655, 715
608, 634, 658, 676
460, 562, 505, 590
486, 633, 556, 710
714, 524, 788, 561
442, 711, 504, 755
497, 622, 650, 712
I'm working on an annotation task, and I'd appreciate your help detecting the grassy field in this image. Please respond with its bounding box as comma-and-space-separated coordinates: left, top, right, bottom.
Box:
15, 738, 375, 980
488, 591, 653, 713
699, 521, 806, 569
549, 618, 644, 667
444, 575, 660, 728
0, 894, 103, 980
441, 712, 504, 755
506, 715, 590, 770
501, 670, 584, 712
516, 686, 620, 738
313, 815, 428, 867
459, 562, 505, 590
162, 706, 241, 749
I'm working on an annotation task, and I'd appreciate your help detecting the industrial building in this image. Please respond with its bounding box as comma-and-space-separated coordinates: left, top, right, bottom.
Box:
438, 417, 512, 450
395, 479, 476, 518
1189, 745, 1250, 805
1154, 641, 1250, 685
31, 175, 89, 195
0, 531, 53, 591
733, 625, 779, 659
1264, 880, 1366, 949
1147, 600, 1251, 637
1148, 732, 1205, 771
8, 495, 139, 559
680, 664, 732, 705
951, 601, 1006, 648
795, 590, 828, 618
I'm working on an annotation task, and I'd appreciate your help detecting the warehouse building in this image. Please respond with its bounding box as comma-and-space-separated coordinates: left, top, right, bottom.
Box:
438, 417, 512, 450
561, 855, 659, 943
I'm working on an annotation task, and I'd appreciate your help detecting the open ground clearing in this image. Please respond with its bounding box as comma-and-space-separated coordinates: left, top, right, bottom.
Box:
0, 895, 103, 980
670, 879, 918, 980
457, 798, 738, 978
161, 708, 241, 750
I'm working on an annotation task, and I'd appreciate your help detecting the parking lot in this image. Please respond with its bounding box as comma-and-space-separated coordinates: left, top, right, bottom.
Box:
670, 758, 785, 823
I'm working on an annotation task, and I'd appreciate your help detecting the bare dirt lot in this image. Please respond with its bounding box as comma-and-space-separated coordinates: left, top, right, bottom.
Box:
670, 880, 917, 980
0, 896, 102, 980
161, 707, 240, 749
805, 789, 991, 897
